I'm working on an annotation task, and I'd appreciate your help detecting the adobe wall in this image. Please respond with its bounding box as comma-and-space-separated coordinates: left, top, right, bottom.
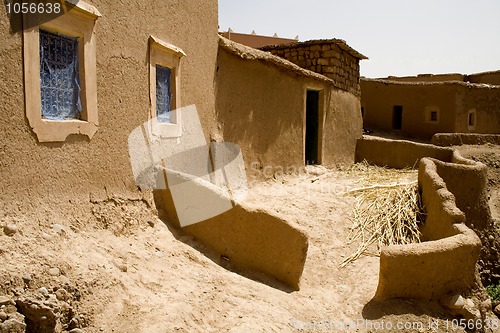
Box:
153, 170, 309, 290
466, 70, 500, 85
219, 31, 297, 49
322, 89, 363, 165
433, 151, 492, 231
216, 37, 362, 177
432, 133, 500, 146
385, 73, 465, 83
355, 136, 454, 169
0, 0, 219, 220
375, 157, 481, 300
384, 71, 500, 85
361, 79, 500, 138
455, 84, 500, 134
360, 79, 458, 138
356, 137, 492, 230
261, 40, 366, 97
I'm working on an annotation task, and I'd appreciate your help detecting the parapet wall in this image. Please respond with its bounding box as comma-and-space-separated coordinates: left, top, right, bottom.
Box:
385, 73, 465, 83
466, 70, 500, 85
355, 136, 454, 168
433, 151, 491, 230
261, 40, 366, 97
355, 136, 492, 230
375, 157, 482, 300
432, 133, 500, 146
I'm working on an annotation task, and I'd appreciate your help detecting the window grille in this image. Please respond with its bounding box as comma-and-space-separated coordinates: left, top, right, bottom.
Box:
155, 65, 171, 123
39, 29, 81, 120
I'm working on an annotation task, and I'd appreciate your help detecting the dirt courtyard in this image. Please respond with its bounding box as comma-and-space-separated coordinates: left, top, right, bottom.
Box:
4, 155, 492, 332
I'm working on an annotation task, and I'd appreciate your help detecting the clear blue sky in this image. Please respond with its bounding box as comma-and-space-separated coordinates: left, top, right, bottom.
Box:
219, 0, 500, 78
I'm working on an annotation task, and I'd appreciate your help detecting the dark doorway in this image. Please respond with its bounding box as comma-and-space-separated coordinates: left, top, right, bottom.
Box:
392, 105, 403, 130
305, 90, 320, 165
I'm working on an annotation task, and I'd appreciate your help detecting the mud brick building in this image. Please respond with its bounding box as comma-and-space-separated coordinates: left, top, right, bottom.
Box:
261, 39, 367, 97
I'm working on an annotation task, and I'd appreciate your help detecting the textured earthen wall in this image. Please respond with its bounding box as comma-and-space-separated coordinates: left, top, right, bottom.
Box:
322, 90, 363, 165
216, 37, 362, 176
360, 79, 458, 138
455, 85, 500, 134
219, 31, 297, 49
417, 159, 464, 241
432, 133, 500, 146
0, 0, 219, 220
356, 136, 492, 231
355, 136, 454, 169
262, 41, 363, 97
154, 174, 308, 290
375, 157, 481, 300
434, 151, 492, 231
361, 79, 500, 138
466, 70, 500, 85
384, 73, 465, 83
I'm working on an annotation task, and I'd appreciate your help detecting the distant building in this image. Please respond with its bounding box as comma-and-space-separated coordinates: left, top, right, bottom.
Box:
361, 72, 500, 139
220, 30, 298, 48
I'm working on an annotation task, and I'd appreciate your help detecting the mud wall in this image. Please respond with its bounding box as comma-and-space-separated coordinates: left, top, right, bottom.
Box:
153, 174, 309, 290
455, 84, 500, 134
466, 70, 500, 85
384, 73, 465, 83
216, 37, 362, 178
356, 136, 492, 230
219, 31, 297, 49
361, 79, 500, 138
261, 40, 365, 97
434, 151, 491, 231
432, 133, 500, 146
355, 136, 454, 169
0, 0, 219, 220
375, 157, 481, 300
360, 80, 458, 138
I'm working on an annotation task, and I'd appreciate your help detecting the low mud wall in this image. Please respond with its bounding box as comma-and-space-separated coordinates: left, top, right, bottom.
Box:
153, 171, 308, 290
375, 158, 481, 300
355, 136, 454, 168
433, 151, 491, 231
432, 133, 500, 146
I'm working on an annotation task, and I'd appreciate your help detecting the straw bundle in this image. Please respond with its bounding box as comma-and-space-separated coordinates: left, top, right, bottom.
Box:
340, 162, 423, 267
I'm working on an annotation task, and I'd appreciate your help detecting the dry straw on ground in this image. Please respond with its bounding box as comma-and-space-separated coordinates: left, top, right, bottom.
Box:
340, 162, 423, 267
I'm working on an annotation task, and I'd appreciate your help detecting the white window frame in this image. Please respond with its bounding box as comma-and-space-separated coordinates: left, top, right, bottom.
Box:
149, 36, 185, 138
23, 0, 101, 142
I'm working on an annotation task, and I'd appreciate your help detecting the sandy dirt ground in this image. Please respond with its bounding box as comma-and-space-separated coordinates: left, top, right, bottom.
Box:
2, 157, 498, 332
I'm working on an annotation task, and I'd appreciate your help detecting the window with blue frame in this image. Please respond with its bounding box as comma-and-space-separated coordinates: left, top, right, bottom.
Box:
39, 29, 81, 120
155, 65, 171, 123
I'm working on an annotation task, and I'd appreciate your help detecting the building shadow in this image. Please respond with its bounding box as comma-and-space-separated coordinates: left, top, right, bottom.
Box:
156, 208, 301, 294
362, 298, 461, 323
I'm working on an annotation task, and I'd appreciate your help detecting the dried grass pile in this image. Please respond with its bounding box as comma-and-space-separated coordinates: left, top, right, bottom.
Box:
340, 161, 424, 267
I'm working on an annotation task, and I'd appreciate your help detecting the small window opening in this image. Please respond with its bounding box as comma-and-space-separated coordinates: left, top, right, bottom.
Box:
39, 29, 81, 120
155, 65, 172, 123
430, 111, 438, 122
468, 113, 475, 126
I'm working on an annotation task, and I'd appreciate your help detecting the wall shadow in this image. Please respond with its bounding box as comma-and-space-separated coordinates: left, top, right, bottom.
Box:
362, 298, 459, 322
154, 188, 309, 293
